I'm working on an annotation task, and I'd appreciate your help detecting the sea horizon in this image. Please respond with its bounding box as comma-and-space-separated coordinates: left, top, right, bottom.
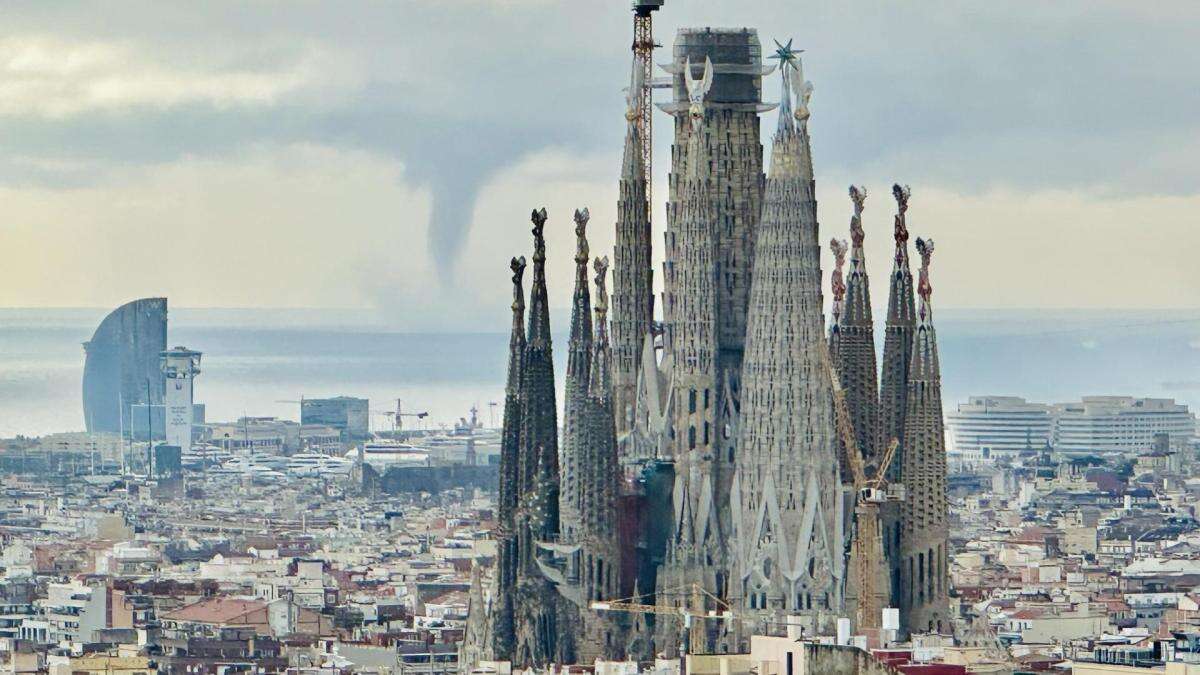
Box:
1, 306, 1197, 439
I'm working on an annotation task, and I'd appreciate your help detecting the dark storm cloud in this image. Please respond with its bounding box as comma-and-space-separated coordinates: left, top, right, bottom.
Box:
2, 0, 1198, 272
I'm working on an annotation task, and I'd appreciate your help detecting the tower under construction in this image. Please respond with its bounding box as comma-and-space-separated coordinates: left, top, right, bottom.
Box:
482, 10, 952, 664
654, 27, 770, 654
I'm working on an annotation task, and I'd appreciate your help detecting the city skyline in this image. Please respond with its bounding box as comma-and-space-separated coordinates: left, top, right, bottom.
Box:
0, 2, 1196, 331
1, 5, 1200, 674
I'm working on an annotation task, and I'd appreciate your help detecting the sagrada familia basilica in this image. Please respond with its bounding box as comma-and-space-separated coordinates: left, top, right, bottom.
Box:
462, 24, 951, 670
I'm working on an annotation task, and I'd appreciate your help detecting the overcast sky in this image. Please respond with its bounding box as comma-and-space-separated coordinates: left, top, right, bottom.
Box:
1, 1, 1197, 330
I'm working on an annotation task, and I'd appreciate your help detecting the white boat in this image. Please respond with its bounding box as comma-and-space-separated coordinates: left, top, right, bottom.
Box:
344, 441, 429, 471
247, 454, 289, 471
316, 456, 354, 477
182, 445, 235, 470
249, 467, 288, 484
287, 452, 329, 477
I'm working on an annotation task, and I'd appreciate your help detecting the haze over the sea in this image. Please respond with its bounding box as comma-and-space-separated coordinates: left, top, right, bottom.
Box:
0, 307, 1195, 439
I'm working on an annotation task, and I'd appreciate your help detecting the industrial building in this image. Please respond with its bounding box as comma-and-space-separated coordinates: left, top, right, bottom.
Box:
301, 397, 370, 438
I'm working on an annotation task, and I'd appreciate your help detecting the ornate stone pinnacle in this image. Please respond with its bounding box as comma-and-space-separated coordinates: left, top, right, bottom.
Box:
916, 237, 935, 305
794, 71, 813, 123
850, 185, 867, 216
849, 185, 867, 248
593, 256, 610, 320
891, 184, 910, 264
573, 208, 590, 266
530, 208, 548, 263
892, 183, 911, 215
830, 238, 848, 322
510, 256, 526, 312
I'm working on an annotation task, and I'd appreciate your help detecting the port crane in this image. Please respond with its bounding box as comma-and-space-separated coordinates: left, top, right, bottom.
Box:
379, 399, 427, 435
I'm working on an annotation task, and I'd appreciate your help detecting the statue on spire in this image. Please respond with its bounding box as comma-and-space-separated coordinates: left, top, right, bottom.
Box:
769, 39, 813, 123
574, 208, 590, 265
849, 185, 867, 248
531, 207, 549, 262
893, 184, 911, 217
916, 237, 935, 316
683, 56, 714, 131
891, 184, 911, 264
511, 257, 527, 310
830, 238, 848, 323
594, 256, 610, 319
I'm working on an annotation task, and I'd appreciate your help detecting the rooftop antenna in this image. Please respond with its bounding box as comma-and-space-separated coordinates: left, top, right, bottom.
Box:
632, 0, 664, 208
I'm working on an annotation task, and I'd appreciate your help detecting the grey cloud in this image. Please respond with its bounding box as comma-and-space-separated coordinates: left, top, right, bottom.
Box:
1, 0, 1198, 273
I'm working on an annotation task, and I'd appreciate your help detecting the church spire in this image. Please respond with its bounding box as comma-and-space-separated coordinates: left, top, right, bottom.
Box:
878, 184, 916, 625
844, 185, 874, 327
612, 52, 654, 447
879, 184, 916, 471
491, 256, 526, 660
898, 236, 950, 635
584, 256, 617, 539
512, 207, 566, 668
527, 208, 552, 351
835, 186, 881, 470
560, 208, 593, 542
731, 48, 843, 636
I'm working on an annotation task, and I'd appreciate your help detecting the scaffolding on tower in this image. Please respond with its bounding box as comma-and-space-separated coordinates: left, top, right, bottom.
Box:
633, 1, 663, 213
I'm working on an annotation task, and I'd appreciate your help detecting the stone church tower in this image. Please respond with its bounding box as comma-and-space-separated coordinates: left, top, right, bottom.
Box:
512, 210, 573, 667
729, 49, 843, 641
484, 18, 956, 662
611, 57, 654, 451
879, 185, 916, 612
898, 237, 951, 635
491, 256, 526, 661
832, 186, 880, 473
560, 209, 594, 544
578, 257, 624, 658
655, 27, 768, 654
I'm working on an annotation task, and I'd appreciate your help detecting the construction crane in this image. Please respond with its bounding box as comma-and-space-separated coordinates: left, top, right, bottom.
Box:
591, 582, 731, 659
632, 0, 663, 202
382, 399, 427, 435
824, 350, 903, 632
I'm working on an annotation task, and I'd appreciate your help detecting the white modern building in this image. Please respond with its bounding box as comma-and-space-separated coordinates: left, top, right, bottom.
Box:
948, 395, 1196, 461
1052, 396, 1196, 455
946, 396, 1055, 462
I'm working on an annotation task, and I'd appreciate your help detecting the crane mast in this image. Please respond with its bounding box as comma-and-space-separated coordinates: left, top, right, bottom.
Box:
633, 1, 662, 209
825, 344, 902, 632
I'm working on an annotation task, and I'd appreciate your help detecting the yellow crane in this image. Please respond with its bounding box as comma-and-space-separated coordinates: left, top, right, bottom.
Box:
824, 349, 903, 631
591, 582, 731, 659
593, 352, 901, 643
